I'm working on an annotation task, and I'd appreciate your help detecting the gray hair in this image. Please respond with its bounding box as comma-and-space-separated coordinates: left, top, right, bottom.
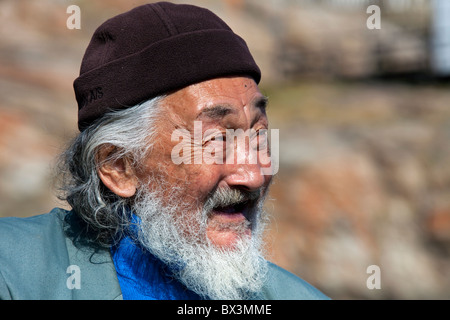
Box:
57, 96, 163, 247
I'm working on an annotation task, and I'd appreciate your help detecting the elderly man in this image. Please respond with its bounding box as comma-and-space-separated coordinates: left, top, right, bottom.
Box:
0, 2, 328, 300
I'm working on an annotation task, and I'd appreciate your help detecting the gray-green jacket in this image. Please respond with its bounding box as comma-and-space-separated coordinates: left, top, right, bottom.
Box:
0, 208, 329, 300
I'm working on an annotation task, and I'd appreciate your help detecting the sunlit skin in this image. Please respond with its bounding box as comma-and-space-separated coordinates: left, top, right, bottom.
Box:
99, 76, 273, 248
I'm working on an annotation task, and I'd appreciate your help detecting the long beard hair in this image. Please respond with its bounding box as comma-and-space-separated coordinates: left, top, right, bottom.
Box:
130, 181, 270, 300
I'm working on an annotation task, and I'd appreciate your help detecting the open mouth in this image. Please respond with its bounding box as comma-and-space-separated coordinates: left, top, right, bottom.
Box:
211, 201, 254, 223
205, 187, 261, 224
213, 201, 249, 214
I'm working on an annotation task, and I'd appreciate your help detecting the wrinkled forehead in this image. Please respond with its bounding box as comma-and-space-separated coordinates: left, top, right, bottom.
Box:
161, 77, 266, 123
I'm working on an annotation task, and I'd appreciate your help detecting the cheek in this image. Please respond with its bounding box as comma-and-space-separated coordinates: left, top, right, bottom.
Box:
162, 160, 223, 205
141, 133, 224, 206
183, 165, 221, 197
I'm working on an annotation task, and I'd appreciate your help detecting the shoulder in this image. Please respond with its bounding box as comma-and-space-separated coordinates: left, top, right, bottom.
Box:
0, 208, 69, 255
261, 262, 330, 300
0, 208, 122, 300
0, 208, 67, 235
0, 208, 72, 299
0, 208, 69, 256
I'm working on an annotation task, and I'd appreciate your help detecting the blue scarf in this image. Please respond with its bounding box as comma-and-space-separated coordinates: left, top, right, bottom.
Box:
110, 216, 203, 300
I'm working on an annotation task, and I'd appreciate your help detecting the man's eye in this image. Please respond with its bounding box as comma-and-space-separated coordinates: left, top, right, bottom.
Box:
212, 134, 225, 142
204, 132, 226, 145
250, 129, 268, 150
257, 129, 268, 139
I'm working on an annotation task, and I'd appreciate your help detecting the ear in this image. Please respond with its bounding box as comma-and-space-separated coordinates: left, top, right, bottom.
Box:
97, 145, 138, 198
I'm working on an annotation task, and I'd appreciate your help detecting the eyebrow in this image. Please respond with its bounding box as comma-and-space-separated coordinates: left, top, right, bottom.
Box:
197, 104, 235, 120
255, 95, 269, 112
251, 96, 269, 127
196, 96, 269, 120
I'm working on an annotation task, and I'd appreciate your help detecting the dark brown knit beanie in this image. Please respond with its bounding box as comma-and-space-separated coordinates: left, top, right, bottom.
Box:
74, 1, 261, 131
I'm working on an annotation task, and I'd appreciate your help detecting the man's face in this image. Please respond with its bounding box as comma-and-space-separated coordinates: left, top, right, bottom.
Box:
138, 76, 273, 248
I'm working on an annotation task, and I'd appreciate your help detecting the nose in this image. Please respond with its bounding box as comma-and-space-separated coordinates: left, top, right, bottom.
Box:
221, 137, 272, 192
223, 163, 269, 192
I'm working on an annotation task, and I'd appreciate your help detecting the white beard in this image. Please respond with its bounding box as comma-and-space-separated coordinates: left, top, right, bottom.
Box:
130, 185, 269, 300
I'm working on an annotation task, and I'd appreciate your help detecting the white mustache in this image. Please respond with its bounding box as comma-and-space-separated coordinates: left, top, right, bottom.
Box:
204, 187, 262, 212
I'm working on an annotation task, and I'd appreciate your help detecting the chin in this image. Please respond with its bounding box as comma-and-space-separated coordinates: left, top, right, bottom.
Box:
206, 228, 252, 249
